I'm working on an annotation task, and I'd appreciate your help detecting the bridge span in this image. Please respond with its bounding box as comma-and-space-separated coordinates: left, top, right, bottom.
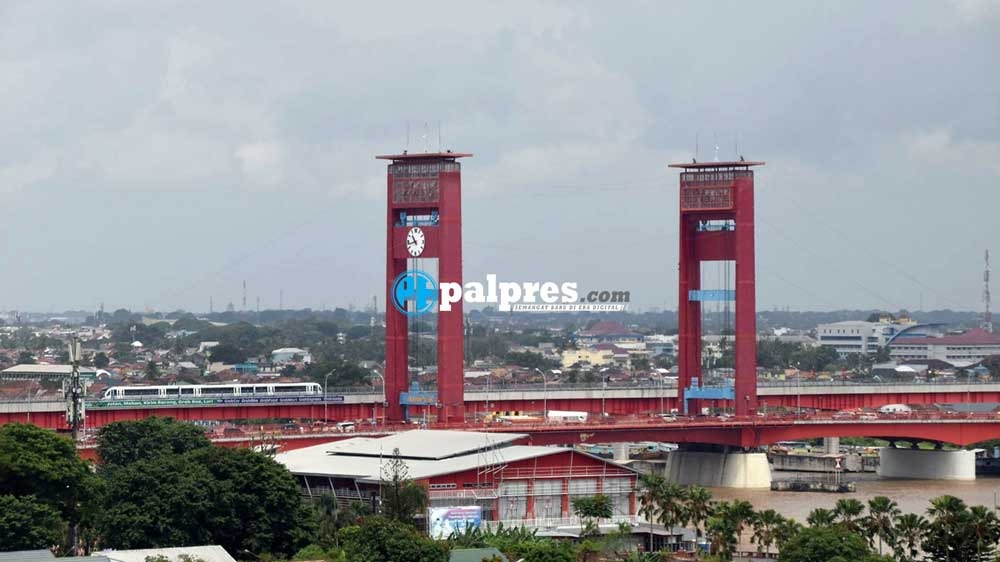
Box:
5, 381, 1000, 430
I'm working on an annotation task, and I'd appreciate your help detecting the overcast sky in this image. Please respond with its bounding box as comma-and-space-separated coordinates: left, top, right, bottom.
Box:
1, 1, 998, 314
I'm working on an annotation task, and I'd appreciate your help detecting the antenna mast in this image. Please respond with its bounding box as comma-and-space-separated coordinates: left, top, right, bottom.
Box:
984, 249, 993, 332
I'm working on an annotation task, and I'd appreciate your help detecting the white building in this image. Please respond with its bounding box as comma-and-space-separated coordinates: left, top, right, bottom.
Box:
271, 347, 312, 364
889, 328, 1000, 366
816, 319, 919, 356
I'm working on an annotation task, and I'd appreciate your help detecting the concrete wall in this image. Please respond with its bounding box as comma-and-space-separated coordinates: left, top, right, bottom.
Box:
771, 453, 869, 473
650, 451, 771, 488
878, 448, 975, 480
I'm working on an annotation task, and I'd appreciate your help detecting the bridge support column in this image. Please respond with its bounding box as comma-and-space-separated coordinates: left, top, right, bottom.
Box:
823, 437, 840, 455
878, 447, 975, 480
612, 442, 629, 463
661, 448, 771, 489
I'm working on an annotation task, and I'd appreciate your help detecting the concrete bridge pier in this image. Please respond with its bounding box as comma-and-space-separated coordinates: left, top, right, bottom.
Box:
823, 437, 840, 454
659, 445, 771, 489
878, 447, 975, 480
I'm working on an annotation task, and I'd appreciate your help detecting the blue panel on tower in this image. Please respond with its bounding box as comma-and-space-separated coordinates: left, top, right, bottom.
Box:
684, 385, 735, 400
688, 290, 736, 301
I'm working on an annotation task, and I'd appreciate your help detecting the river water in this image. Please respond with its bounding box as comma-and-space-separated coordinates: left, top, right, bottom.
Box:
709, 472, 1000, 522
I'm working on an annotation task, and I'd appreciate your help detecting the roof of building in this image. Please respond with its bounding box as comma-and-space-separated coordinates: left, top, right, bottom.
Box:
376, 151, 472, 161
0, 554, 107, 562
1, 364, 98, 377
272, 347, 308, 354
92, 546, 236, 562
577, 321, 640, 338
276, 430, 635, 484
0, 551, 54, 561
669, 160, 764, 169
278, 442, 569, 483
319, 429, 526, 460
890, 328, 1000, 347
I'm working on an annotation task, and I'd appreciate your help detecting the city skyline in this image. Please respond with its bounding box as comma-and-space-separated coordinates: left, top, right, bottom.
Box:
1, 1, 998, 312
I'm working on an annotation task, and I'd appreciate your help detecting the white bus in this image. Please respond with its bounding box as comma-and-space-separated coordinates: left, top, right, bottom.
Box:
546, 410, 589, 423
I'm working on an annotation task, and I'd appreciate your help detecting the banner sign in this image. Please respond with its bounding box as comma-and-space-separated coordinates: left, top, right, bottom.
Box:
688, 289, 736, 302
428, 506, 482, 539
88, 395, 344, 409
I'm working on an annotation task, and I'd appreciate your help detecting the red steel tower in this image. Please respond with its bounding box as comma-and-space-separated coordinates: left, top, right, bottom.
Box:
669, 160, 764, 416
378, 151, 471, 423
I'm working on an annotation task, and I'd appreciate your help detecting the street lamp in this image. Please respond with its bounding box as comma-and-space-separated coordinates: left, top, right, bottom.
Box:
323, 371, 333, 423
658, 374, 664, 417
600, 367, 610, 417
371, 370, 385, 426
534, 368, 549, 422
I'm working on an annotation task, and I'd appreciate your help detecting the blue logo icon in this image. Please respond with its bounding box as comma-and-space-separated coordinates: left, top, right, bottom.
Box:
391, 270, 438, 316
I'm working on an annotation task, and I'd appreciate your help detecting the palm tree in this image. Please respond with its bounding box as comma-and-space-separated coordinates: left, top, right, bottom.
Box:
637, 473, 663, 552
866, 495, 900, 555
685, 485, 714, 540
750, 508, 784, 556
806, 507, 835, 527
893, 513, 928, 562
706, 504, 738, 562
834, 498, 866, 532
776, 517, 804, 549
927, 494, 967, 523
968, 505, 1000, 561
728, 498, 755, 547
656, 482, 689, 533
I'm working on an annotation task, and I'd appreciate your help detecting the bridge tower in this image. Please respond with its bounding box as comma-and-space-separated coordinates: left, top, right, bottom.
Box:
670, 159, 764, 416
378, 151, 471, 423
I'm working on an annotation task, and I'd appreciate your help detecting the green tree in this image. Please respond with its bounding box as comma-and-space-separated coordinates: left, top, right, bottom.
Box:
685, 485, 714, 540
807, 508, 836, 527
380, 448, 428, 527
0, 424, 93, 530
93, 352, 110, 369
637, 473, 663, 551
572, 494, 614, 537
752, 508, 784, 556
833, 498, 866, 532
207, 342, 247, 364
17, 350, 35, 364
865, 495, 900, 555
893, 513, 927, 562
705, 508, 738, 561
144, 360, 160, 378
97, 417, 211, 467
185, 446, 316, 557
0, 494, 64, 551
778, 525, 879, 562
338, 516, 448, 562
655, 482, 689, 532
922, 495, 988, 562
99, 447, 313, 558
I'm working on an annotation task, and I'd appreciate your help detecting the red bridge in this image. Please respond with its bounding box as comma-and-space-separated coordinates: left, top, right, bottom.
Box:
5, 381, 1000, 437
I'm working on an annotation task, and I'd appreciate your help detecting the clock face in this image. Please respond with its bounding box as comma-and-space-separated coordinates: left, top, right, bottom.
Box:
405, 227, 425, 257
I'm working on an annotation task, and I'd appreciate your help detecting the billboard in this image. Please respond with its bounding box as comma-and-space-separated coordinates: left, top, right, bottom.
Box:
428, 506, 482, 539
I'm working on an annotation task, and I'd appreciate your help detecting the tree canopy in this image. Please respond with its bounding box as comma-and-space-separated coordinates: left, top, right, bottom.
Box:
96, 416, 212, 467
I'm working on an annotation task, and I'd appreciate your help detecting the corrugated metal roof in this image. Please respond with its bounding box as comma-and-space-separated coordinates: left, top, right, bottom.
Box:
278, 443, 566, 483
319, 430, 526, 460
0, 551, 54, 562
93, 546, 235, 562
